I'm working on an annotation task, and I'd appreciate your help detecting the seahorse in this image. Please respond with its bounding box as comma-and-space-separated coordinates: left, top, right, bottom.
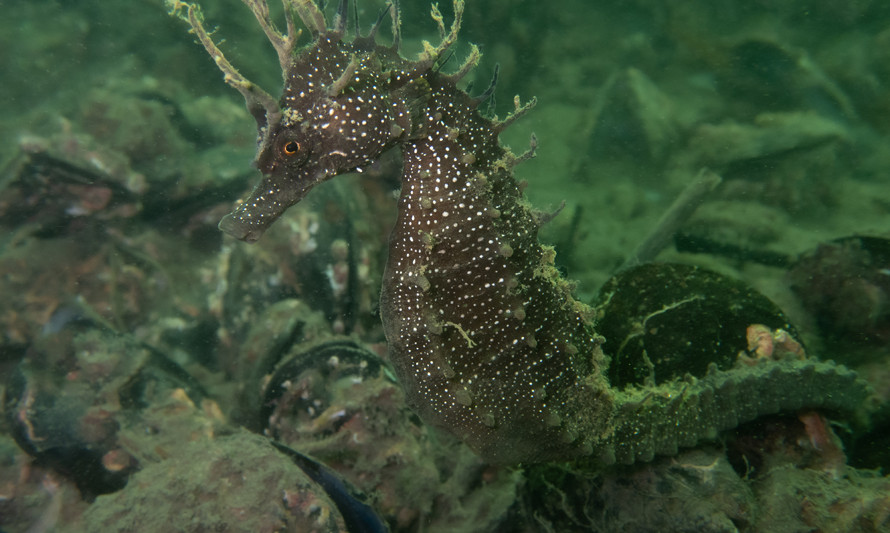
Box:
169, 0, 870, 465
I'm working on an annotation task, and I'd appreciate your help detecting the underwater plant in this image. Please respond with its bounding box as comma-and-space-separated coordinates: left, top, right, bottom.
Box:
168, 0, 870, 465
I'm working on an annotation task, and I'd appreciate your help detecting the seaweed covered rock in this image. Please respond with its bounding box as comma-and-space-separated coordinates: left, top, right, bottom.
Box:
595, 262, 801, 388
79, 431, 347, 533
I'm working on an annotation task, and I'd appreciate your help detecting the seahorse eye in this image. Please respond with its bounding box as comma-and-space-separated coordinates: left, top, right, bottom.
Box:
281, 141, 301, 156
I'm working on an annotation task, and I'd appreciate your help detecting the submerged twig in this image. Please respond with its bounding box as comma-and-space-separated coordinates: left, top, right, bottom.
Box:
621, 168, 723, 270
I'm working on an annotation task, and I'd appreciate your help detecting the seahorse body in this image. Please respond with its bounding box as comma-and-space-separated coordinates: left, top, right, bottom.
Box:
379, 71, 615, 464
172, 0, 871, 465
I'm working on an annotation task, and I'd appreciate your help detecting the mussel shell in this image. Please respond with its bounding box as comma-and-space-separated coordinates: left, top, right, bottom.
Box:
259, 339, 385, 436
4, 321, 206, 498
4, 364, 131, 497
595, 262, 799, 389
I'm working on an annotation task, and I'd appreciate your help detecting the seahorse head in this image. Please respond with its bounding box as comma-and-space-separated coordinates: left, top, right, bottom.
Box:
171, 0, 466, 242
223, 36, 415, 242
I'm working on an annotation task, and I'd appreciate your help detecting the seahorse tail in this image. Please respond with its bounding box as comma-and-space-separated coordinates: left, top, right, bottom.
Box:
590, 358, 871, 465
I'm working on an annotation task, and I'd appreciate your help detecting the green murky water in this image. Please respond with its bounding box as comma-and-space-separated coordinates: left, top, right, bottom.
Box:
1, 1, 888, 531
